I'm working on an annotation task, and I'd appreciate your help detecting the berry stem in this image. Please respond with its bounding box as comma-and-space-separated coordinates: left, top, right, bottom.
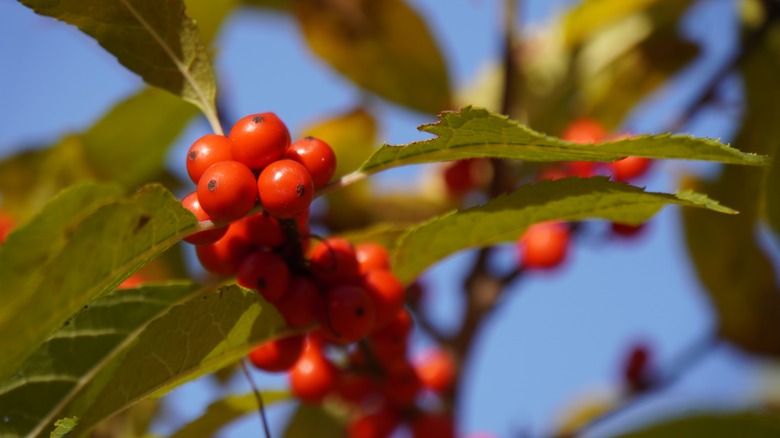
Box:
314, 170, 367, 198
240, 359, 273, 438
278, 218, 307, 274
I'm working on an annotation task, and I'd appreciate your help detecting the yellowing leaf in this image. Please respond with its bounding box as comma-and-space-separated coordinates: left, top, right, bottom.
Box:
293, 0, 451, 113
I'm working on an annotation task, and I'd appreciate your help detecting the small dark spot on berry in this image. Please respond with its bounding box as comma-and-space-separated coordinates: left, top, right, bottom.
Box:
296, 184, 306, 197
207, 179, 217, 191
188, 151, 197, 161
252, 116, 264, 124
305, 136, 315, 140
257, 278, 267, 290
355, 307, 365, 317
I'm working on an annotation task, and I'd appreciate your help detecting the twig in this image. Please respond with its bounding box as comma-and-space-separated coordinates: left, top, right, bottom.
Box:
240, 359, 273, 438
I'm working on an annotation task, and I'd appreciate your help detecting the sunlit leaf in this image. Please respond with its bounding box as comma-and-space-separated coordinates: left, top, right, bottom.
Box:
563, 0, 659, 48
338, 222, 411, 253
359, 107, 766, 175
50, 417, 78, 438
392, 177, 735, 283
293, 0, 451, 113
0, 283, 200, 438
184, 0, 239, 44
0, 183, 196, 382
170, 391, 290, 438
619, 412, 780, 437
283, 404, 343, 438
17, 0, 219, 124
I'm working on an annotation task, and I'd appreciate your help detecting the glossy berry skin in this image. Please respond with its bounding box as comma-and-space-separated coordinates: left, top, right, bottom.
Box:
285, 136, 337, 189
257, 159, 314, 219
310, 237, 361, 285
362, 270, 405, 328
355, 243, 391, 274
229, 113, 290, 171
195, 224, 253, 275
319, 284, 376, 343
518, 221, 570, 270
275, 276, 321, 329
186, 134, 233, 184
197, 160, 257, 221
610, 156, 652, 182
411, 413, 455, 438
289, 344, 337, 403
414, 349, 456, 393
236, 251, 290, 302
181, 192, 228, 245
248, 334, 305, 372
232, 212, 286, 249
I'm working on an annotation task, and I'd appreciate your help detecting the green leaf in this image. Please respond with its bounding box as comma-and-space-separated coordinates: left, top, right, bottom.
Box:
0, 283, 198, 438
183, 0, 239, 44
0, 183, 196, 383
283, 404, 343, 438
562, 0, 659, 48
170, 391, 290, 438
293, 0, 451, 113
17, 0, 219, 125
50, 417, 78, 438
338, 222, 412, 253
81, 87, 199, 188
683, 21, 780, 357
618, 412, 780, 437
0, 88, 196, 222
392, 177, 735, 283
72, 285, 286, 436
768, 153, 780, 242
359, 107, 767, 175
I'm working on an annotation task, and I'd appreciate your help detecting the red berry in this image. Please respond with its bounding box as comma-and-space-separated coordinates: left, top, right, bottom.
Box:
181, 192, 229, 245
412, 413, 455, 438
319, 284, 376, 344
232, 211, 286, 249
567, 161, 597, 178
186, 134, 233, 184
257, 159, 314, 219
276, 276, 321, 329
370, 309, 412, 362
611, 222, 645, 238
285, 136, 337, 189
355, 243, 391, 274
414, 349, 456, 393
0, 211, 13, 244
518, 221, 570, 269
118, 273, 145, 289
362, 270, 405, 328
623, 343, 652, 393
248, 334, 305, 372
289, 342, 337, 403
383, 362, 421, 407
195, 223, 253, 275
336, 373, 380, 406
310, 237, 361, 285
348, 407, 400, 438
236, 251, 290, 302
610, 156, 652, 182
229, 112, 290, 170
538, 166, 568, 181
197, 160, 257, 221
562, 118, 606, 143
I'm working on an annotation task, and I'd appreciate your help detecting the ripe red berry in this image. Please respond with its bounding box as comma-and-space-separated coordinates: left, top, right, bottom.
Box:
185, 134, 233, 184
610, 156, 652, 182
348, 407, 400, 438
195, 223, 253, 275
236, 251, 290, 302
370, 309, 412, 362
275, 276, 321, 329
310, 237, 361, 285
181, 192, 229, 245
562, 118, 606, 143
566, 161, 597, 178
257, 159, 314, 219
355, 242, 391, 274
289, 342, 337, 403
231, 211, 286, 249
319, 284, 376, 344
285, 136, 337, 189
623, 343, 652, 393
248, 334, 305, 372
383, 363, 421, 407
229, 112, 290, 170
118, 273, 145, 289
0, 211, 14, 245
518, 221, 570, 269
362, 270, 405, 328
611, 222, 645, 238
336, 373, 380, 406
197, 160, 257, 221
411, 413, 455, 438
414, 349, 456, 393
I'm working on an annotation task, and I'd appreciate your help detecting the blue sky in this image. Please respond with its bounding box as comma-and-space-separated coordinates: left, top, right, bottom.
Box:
0, 1, 769, 437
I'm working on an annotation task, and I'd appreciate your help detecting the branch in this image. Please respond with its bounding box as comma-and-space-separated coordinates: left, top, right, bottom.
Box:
240, 359, 273, 438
